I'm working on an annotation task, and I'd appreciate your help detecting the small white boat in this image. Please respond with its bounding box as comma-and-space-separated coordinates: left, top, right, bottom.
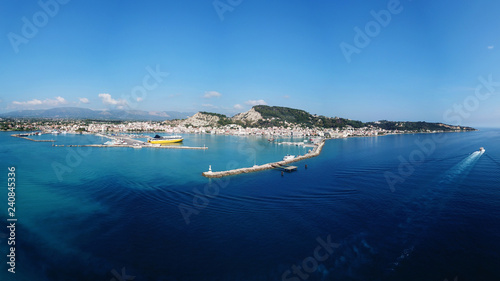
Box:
479, 147, 485, 152
283, 154, 296, 161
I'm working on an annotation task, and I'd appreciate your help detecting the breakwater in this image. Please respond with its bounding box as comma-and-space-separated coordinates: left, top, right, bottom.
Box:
52, 144, 207, 150
202, 140, 326, 178
11, 134, 55, 142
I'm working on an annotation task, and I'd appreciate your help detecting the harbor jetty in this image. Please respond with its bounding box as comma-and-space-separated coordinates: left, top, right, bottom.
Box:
52, 144, 207, 150
202, 140, 326, 178
277, 141, 316, 148
11, 134, 55, 142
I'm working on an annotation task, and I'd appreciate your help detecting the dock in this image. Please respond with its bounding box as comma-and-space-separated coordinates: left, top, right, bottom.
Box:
11, 134, 55, 142
202, 140, 325, 178
273, 164, 298, 172
52, 144, 208, 150
11, 132, 207, 150
277, 141, 316, 148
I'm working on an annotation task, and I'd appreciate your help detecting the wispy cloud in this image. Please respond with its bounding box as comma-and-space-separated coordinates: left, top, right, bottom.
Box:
245, 99, 267, 106
283, 95, 290, 99
203, 91, 222, 99
233, 104, 243, 110
202, 103, 218, 108
14, 99, 42, 106
79, 97, 90, 104
487, 45, 494, 49
98, 93, 127, 106
12, 96, 67, 107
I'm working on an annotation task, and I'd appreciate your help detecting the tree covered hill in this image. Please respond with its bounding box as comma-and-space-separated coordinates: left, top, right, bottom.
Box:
190, 105, 476, 132
252, 105, 364, 129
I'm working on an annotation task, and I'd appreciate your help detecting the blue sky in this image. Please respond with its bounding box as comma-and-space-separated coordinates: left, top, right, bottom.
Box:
1, 0, 499, 127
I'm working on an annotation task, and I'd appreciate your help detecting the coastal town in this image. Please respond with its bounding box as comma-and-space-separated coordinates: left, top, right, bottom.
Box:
0, 117, 473, 140
1, 105, 476, 140
1, 118, 463, 138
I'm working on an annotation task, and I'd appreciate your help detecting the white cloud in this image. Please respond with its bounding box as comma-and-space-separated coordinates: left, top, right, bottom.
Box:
203, 91, 222, 99
12, 99, 41, 106
283, 95, 290, 99
12, 96, 67, 107
233, 104, 243, 110
13, 100, 33, 105
202, 103, 218, 108
79, 97, 90, 104
487, 45, 494, 49
98, 93, 127, 106
245, 99, 267, 106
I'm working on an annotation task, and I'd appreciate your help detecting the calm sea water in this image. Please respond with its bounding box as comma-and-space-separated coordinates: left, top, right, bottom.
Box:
0, 130, 499, 281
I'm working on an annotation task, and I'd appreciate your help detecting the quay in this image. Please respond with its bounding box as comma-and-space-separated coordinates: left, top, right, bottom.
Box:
52, 144, 207, 150
273, 164, 298, 172
202, 140, 325, 178
277, 141, 316, 148
11, 134, 55, 142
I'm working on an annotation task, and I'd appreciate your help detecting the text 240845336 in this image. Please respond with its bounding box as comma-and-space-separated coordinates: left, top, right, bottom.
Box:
7, 167, 17, 274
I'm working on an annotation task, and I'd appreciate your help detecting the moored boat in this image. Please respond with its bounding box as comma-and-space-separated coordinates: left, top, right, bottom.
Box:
147, 134, 183, 144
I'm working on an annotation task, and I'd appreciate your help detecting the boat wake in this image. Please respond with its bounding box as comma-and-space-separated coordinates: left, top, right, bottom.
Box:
290, 149, 487, 279
439, 150, 484, 185
387, 149, 485, 274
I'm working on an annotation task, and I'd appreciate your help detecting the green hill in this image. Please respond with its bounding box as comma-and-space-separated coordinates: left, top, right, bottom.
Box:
189, 106, 476, 132
252, 105, 364, 128
366, 120, 475, 132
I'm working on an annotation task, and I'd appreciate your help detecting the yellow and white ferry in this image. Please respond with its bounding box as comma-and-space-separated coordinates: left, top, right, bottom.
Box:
147, 134, 183, 144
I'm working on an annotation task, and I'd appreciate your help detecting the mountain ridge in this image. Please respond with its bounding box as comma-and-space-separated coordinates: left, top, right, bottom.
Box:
184, 105, 476, 131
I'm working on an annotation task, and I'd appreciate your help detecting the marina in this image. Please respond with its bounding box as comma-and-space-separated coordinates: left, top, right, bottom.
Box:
11, 132, 207, 149
92, 134, 205, 149
202, 140, 325, 178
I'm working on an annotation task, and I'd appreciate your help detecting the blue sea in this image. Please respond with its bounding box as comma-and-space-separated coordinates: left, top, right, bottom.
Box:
0, 130, 499, 281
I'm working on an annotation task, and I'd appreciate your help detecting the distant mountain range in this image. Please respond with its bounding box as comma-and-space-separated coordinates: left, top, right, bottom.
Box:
0, 107, 194, 121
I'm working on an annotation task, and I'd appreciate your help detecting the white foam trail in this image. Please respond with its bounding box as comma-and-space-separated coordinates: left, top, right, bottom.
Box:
439, 150, 484, 185
389, 150, 484, 273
